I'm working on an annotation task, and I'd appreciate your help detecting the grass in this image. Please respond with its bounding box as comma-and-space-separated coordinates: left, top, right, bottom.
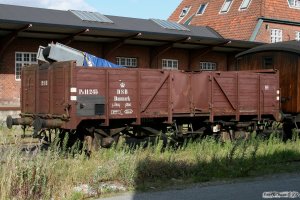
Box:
0, 126, 300, 199
0, 123, 39, 145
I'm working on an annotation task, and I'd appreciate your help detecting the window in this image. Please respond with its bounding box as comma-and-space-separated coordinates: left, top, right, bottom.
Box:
70, 10, 114, 23
270, 29, 282, 43
296, 31, 300, 41
15, 52, 37, 80
200, 62, 217, 71
179, 6, 191, 18
220, 0, 233, 13
151, 19, 190, 31
116, 57, 137, 68
239, 0, 251, 10
197, 3, 208, 15
288, 0, 300, 8
162, 59, 178, 70
262, 57, 273, 69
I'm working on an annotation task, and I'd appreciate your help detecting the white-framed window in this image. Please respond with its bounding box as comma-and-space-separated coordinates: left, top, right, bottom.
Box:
270, 29, 283, 43
15, 52, 37, 80
197, 3, 208, 15
179, 6, 191, 18
116, 57, 137, 68
162, 59, 178, 70
200, 62, 217, 71
296, 31, 300, 41
239, 0, 252, 10
288, 0, 300, 9
220, 0, 233, 13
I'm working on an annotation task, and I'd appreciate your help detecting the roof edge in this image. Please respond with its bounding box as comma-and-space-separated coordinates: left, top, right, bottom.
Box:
258, 17, 300, 26
236, 41, 300, 58
205, 26, 224, 39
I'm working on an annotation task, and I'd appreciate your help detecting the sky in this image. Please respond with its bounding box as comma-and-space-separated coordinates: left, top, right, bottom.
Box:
0, 0, 182, 19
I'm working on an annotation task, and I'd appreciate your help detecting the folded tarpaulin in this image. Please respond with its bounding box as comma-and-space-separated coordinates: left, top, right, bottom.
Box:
83, 52, 123, 68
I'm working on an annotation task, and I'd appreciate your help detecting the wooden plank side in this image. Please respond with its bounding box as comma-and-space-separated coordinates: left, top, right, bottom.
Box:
21, 65, 37, 113
260, 73, 280, 119
140, 70, 169, 117
211, 72, 237, 114
237, 52, 297, 113
238, 74, 259, 114
172, 72, 190, 114
108, 70, 137, 119
38, 67, 50, 114
191, 73, 210, 113
297, 57, 300, 112
51, 62, 72, 115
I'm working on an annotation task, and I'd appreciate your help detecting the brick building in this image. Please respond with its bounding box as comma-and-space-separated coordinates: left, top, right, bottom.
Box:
0, 4, 260, 120
169, 0, 300, 43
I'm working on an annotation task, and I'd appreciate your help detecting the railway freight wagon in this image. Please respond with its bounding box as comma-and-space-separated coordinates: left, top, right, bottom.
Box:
7, 61, 280, 149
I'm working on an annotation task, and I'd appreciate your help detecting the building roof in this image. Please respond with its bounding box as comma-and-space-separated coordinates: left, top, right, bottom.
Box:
236, 40, 300, 57
0, 4, 262, 52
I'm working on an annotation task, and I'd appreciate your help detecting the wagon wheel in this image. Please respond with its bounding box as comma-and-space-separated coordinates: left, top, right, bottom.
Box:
84, 129, 122, 154
55, 129, 80, 148
94, 129, 120, 148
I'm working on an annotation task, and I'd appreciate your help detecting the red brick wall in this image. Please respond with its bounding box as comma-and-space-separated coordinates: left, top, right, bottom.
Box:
189, 51, 229, 71
255, 22, 300, 43
169, 0, 263, 40
0, 74, 20, 107
70, 41, 102, 56
106, 45, 150, 68
139, 47, 230, 71
157, 48, 189, 70
264, 0, 300, 22
1, 38, 49, 74
106, 45, 231, 71
0, 38, 230, 108
169, 0, 300, 42
0, 39, 103, 108
0, 38, 50, 107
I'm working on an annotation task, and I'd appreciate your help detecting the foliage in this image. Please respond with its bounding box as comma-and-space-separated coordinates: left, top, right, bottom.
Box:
0, 127, 300, 199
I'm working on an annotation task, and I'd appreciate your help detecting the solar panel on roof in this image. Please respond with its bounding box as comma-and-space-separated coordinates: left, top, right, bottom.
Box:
70, 10, 113, 23
150, 19, 190, 31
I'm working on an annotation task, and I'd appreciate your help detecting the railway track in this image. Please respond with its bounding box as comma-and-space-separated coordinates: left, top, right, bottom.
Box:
0, 138, 49, 156
0, 140, 41, 146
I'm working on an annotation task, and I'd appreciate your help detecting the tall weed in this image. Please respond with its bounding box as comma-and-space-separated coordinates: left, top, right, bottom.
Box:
0, 131, 300, 199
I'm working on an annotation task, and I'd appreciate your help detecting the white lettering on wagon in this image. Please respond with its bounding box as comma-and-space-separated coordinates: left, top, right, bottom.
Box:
114, 96, 131, 102
112, 102, 121, 108
111, 81, 133, 115
117, 89, 128, 95
124, 109, 133, 114
125, 103, 132, 108
78, 89, 99, 95
111, 110, 123, 115
40, 80, 48, 86
264, 85, 269, 90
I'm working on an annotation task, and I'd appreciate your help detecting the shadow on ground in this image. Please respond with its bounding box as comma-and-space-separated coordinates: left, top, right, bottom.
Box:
127, 138, 300, 200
